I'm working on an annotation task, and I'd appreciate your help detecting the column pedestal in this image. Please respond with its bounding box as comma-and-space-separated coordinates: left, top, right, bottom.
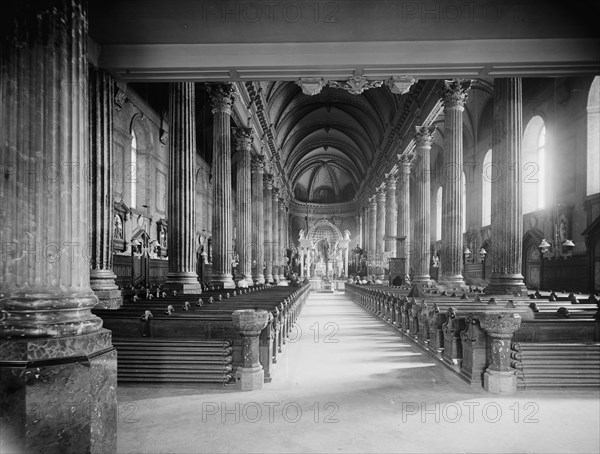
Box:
1, 331, 117, 453
232, 310, 269, 391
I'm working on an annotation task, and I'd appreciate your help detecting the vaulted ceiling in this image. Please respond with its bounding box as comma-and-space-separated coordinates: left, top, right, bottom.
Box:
263, 81, 404, 204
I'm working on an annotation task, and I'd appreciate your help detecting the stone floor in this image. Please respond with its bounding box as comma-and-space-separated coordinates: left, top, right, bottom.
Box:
117, 292, 600, 453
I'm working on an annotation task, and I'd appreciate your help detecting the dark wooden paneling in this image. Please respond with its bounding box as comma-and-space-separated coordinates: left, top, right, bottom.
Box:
541, 254, 589, 291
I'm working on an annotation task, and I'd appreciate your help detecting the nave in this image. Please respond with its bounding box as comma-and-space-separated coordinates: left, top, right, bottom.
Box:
117, 292, 600, 454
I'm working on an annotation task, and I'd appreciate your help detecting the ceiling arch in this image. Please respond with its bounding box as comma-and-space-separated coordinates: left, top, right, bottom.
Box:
266, 81, 402, 204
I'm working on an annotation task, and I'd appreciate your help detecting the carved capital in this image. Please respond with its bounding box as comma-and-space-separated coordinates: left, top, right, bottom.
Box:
272, 186, 280, 198
232, 127, 253, 153
369, 196, 377, 209
263, 172, 274, 186
397, 152, 414, 173
414, 125, 435, 147
385, 173, 397, 190
479, 312, 522, 336
376, 187, 386, 202
251, 154, 265, 172
387, 75, 417, 95
206, 83, 237, 114
442, 79, 472, 109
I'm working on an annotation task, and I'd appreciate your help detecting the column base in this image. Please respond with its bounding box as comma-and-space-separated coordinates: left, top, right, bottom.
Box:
90, 270, 123, 309
211, 274, 236, 289
253, 275, 266, 285
164, 272, 202, 294
277, 280, 289, 286
236, 365, 264, 391
483, 369, 518, 394
484, 273, 527, 296
0, 329, 117, 454
412, 274, 431, 285
264, 274, 274, 284
440, 274, 465, 289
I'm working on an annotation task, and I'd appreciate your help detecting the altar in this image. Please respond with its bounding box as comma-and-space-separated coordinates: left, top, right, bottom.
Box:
297, 219, 351, 281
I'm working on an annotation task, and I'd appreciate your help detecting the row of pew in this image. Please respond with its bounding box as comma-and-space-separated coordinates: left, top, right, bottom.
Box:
346, 284, 600, 390
93, 283, 311, 385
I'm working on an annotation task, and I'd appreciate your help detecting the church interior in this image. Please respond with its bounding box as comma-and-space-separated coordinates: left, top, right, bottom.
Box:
1, 1, 600, 453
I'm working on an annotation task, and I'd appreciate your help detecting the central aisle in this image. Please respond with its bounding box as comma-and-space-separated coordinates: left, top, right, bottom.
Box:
118, 291, 600, 454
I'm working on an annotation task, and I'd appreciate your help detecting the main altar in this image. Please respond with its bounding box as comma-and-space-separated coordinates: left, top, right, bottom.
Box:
297, 219, 351, 290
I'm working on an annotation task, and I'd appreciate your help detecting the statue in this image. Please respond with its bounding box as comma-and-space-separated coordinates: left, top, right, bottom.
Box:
114, 214, 123, 239
343, 230, 350, 240
323, 238, 330, 262
299, 229, 305, 240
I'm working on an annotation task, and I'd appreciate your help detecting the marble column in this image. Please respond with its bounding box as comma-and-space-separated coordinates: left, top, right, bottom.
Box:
232, 309, 270, 390
412, 126, 436, 285
485, 79, 527, 295
271, 187, 280, 283
440, 79, 471, 287
251, 155, 265, 284
89, 67, 122, 309
164, 82, 202, 293
397, 153, 413, 269
233, 127, 253, 288
385, 174, 398, 257
368, 196, 377, 275
0, 1, 117, 452
479, 312, 522, 393
207, 83, 236, 289
263, 174, 274, 283
278, 197, 288, 283
376, 187, 386, 279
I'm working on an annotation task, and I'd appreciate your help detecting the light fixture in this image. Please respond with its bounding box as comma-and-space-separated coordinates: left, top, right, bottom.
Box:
479, 247, 487, 261
539, 238, 574, 259
463, 247, 471, 259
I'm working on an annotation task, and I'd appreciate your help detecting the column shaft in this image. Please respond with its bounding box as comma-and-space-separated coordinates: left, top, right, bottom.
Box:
89, 67, 122, 308
385, 176, 397, 256
486, 78, 527, 294
441, 79, 471, 287
251, 155, 265, 284
165, 83, 201, 293
368, 197, 377, 274
263, 174, 274, 283
413, 126, 436, 284
397, 155, 412, 268
376, 187, 386, 278
233, 127, 253, 287
272, 187, 280, 283
278, 198, 288, 283
207, 83, 236, 289
1, 2, 116, 451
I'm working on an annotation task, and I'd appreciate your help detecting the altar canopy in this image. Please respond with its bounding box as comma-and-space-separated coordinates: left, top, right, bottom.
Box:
298, 219, 350, 278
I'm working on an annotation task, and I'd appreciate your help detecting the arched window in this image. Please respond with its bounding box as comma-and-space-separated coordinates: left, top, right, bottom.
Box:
588, 76, 600, 195
482, 149, 492, 226
436, 186, 442, 241
462, 171, 467, 233
130, 130, 137, 208
522, 116, 546, 213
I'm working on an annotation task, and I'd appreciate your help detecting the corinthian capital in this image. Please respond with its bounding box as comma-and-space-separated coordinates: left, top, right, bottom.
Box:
414, 125, 436, 147
251, 154, 265, 171
442, 79, 472, 109
232, 127, 253, 152
206, 83, 237, 114
397, 152, 414, 173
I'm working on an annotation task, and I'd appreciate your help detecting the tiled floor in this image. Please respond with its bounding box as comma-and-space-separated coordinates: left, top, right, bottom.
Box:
117, 292, 600, 453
